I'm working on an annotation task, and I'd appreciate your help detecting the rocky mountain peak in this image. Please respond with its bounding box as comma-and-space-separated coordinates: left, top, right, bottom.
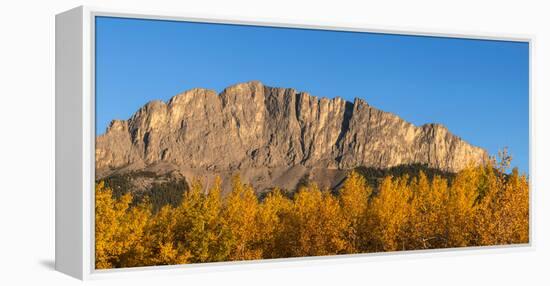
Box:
96, 81, 487, 191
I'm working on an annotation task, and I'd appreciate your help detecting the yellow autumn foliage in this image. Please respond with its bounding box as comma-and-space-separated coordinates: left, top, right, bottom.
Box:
95, 155, 529, 269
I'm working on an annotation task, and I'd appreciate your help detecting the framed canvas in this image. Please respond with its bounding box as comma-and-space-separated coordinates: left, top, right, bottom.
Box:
55, 6, 532, 280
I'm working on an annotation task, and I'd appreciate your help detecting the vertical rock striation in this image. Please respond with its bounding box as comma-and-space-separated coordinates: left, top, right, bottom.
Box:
96, 81, 487, 189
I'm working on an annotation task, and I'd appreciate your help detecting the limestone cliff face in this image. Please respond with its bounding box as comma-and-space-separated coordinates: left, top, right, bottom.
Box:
96, 81, 487, 187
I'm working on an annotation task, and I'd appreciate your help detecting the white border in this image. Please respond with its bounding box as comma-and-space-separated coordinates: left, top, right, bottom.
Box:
84, 7, 93, 280
70, 5, 533, 280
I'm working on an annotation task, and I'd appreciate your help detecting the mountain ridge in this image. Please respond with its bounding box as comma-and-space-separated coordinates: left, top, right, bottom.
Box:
96, 81, 487, 191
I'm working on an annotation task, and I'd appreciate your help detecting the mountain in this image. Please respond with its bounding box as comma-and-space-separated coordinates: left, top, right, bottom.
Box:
96, 81, 487, 192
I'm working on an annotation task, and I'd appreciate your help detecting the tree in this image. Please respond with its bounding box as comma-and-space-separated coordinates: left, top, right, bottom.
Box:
408, 172, 450, 249
256, 188, 293, 258
339, 170, 372, 252
446, 165, 482, 246
289, 184, 348, 257
170, 177, 229, 263
367, 176, 411, 252
140, 205, 190, 266
94, 157, 530, 269
475, 161, 529, 245
221, 175, 261, 260
95, 181, 151, 268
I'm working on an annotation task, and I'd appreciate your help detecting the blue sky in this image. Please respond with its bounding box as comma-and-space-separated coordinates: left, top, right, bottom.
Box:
95, 16, 529, 173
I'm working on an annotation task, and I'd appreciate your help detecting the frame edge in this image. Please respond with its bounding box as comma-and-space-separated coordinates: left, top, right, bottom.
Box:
55, 6, 85, 280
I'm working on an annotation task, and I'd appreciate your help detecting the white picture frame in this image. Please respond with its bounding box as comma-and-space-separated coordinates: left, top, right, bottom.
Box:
55, 5, 533, 280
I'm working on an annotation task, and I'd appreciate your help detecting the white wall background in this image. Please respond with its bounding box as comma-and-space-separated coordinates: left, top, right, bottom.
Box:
0, 0, 548, 284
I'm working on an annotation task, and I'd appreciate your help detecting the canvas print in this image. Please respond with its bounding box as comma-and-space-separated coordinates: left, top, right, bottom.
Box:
94, 16, 529, 269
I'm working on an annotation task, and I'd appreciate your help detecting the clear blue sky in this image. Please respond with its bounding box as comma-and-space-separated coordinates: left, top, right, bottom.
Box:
95, 16, 529, 173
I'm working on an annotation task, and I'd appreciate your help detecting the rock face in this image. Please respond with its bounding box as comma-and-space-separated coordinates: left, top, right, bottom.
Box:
96, 81, 487, 191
